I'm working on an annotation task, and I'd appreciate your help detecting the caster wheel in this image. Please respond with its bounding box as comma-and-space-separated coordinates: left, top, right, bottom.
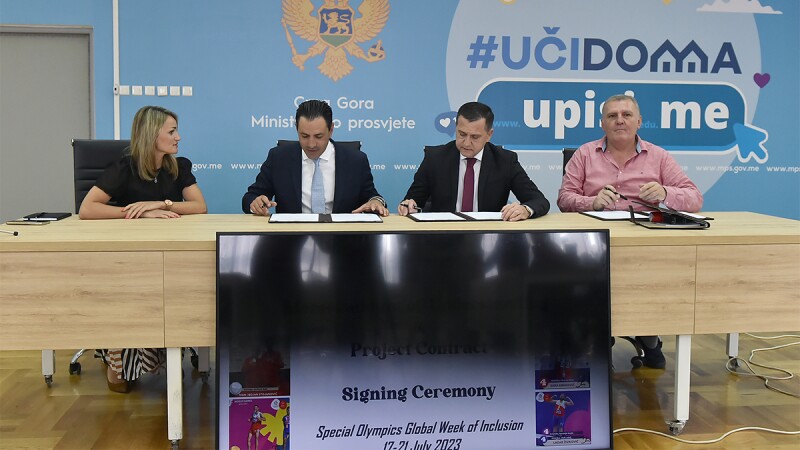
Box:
69, 362, 82, 375
630, 356, 644, 369
201, 372, 210, 383
728, 358, 739, 369
44, 375, 53, 387
171, 439, 180, 449
668, 421, 686, 435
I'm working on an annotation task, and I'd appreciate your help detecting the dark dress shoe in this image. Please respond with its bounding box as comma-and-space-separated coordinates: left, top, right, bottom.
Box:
635, 337, 666, 369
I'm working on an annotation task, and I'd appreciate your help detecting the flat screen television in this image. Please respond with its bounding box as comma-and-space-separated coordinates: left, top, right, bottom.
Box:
217, 230, 612, 449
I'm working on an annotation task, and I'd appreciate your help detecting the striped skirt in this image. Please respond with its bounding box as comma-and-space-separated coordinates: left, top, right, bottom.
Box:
96, 348, 165, 382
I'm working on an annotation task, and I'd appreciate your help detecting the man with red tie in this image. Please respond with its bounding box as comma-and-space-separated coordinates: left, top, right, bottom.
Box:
398, 102, 549, 221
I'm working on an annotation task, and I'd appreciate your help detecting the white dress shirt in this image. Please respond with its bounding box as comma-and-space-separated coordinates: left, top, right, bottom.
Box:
301, 141, 336, 214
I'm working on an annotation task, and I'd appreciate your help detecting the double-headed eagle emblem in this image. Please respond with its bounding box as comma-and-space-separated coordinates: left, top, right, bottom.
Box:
282, 0, 389, 81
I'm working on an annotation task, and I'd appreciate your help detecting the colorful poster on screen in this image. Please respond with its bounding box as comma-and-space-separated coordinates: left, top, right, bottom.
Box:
216, 232, 614, 449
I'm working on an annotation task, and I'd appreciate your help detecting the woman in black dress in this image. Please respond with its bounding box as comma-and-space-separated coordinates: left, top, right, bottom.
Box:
80, 105, 207, 392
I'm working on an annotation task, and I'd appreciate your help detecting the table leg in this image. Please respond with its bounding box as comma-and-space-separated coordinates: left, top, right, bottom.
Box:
41, 350, 54, 386
726, 333, 740, 368
725, 333, 740, 357
669, 334, 691, 435
197, 347, 211, 383
167, 347, 183, 447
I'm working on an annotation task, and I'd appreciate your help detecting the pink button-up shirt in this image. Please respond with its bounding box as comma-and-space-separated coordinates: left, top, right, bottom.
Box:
557, 137, 703, 212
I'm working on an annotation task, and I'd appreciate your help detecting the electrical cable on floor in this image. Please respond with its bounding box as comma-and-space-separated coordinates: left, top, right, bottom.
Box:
613, 426, 800, 443
614, 333, 800, 443
726, 333, 800, 398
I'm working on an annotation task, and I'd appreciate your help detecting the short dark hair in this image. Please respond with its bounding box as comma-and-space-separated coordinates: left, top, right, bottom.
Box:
457, 102, 494, 131
296, 99, 333, 130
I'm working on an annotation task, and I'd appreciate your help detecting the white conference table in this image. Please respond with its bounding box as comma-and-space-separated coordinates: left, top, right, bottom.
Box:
1, 212, 798, 445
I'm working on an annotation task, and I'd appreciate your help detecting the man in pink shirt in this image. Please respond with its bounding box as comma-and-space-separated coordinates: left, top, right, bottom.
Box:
558, 94, 704, 369
558, 94, 702, 214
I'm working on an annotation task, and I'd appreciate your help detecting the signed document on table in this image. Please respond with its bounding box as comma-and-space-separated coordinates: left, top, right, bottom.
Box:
268, 213, 383, 223
408, 212, 505, 222
580, 211, 648, 221
408, 212, 467, 222
460, 211, 503, 221
330, 213, 382, 223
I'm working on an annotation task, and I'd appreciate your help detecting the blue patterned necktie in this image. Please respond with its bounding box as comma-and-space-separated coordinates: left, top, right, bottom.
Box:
311, 158, 325, 214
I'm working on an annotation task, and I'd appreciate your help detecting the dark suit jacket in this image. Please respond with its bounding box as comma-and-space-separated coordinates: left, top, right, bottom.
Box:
404, 141, 550, 217
242, 140, 383, 213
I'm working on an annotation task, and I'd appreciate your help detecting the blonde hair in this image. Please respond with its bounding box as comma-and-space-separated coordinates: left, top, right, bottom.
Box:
129, 106, 179, 180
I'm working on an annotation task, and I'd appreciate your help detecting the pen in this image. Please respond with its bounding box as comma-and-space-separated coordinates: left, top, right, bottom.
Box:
399, 203, 422, 212
604, 187, 628, 200
0, 230, 18, 236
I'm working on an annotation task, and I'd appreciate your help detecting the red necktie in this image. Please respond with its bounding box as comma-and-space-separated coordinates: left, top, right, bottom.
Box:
462, 158, 476, 212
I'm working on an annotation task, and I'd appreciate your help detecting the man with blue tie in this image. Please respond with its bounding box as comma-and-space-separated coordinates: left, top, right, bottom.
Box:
398, 102, 549, 221
243, 99, 388, 216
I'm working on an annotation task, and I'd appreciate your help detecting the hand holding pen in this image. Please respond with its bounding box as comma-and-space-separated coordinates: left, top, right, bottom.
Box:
397, 199, 422, 216
592, 185, 627, 211
249, 195, 277, 216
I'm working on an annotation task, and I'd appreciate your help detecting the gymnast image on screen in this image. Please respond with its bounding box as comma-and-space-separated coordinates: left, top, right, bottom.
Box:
549, 393, 574, 434
247, 404, 265, 450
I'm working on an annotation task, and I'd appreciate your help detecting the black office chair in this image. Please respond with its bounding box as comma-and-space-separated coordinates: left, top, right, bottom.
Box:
73, 139, 131, 212
561, 147, 646, 368
54, 139, 209, 381
562, 147, 576, 173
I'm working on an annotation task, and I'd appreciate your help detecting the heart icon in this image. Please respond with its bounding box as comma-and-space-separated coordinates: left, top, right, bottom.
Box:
435, 111, 458, 136
753, 73, 770, 88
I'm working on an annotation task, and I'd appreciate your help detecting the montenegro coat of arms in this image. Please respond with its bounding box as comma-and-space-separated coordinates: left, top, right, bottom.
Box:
281, 0, 389, 81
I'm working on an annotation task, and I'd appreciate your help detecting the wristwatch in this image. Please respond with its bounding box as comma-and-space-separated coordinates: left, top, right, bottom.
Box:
370, 196, 387, 208
164, 199, 173, 210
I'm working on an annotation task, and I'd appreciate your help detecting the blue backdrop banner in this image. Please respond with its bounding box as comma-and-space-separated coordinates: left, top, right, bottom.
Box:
2, 0, 798, 218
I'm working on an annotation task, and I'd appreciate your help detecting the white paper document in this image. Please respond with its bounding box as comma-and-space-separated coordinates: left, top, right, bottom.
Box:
679, 212, 711, 220
580, 211, 648, 221
460, 211, 503, 221
408, 212, 466, 221
268, 213, 320, 223
330, 213, 383, 223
